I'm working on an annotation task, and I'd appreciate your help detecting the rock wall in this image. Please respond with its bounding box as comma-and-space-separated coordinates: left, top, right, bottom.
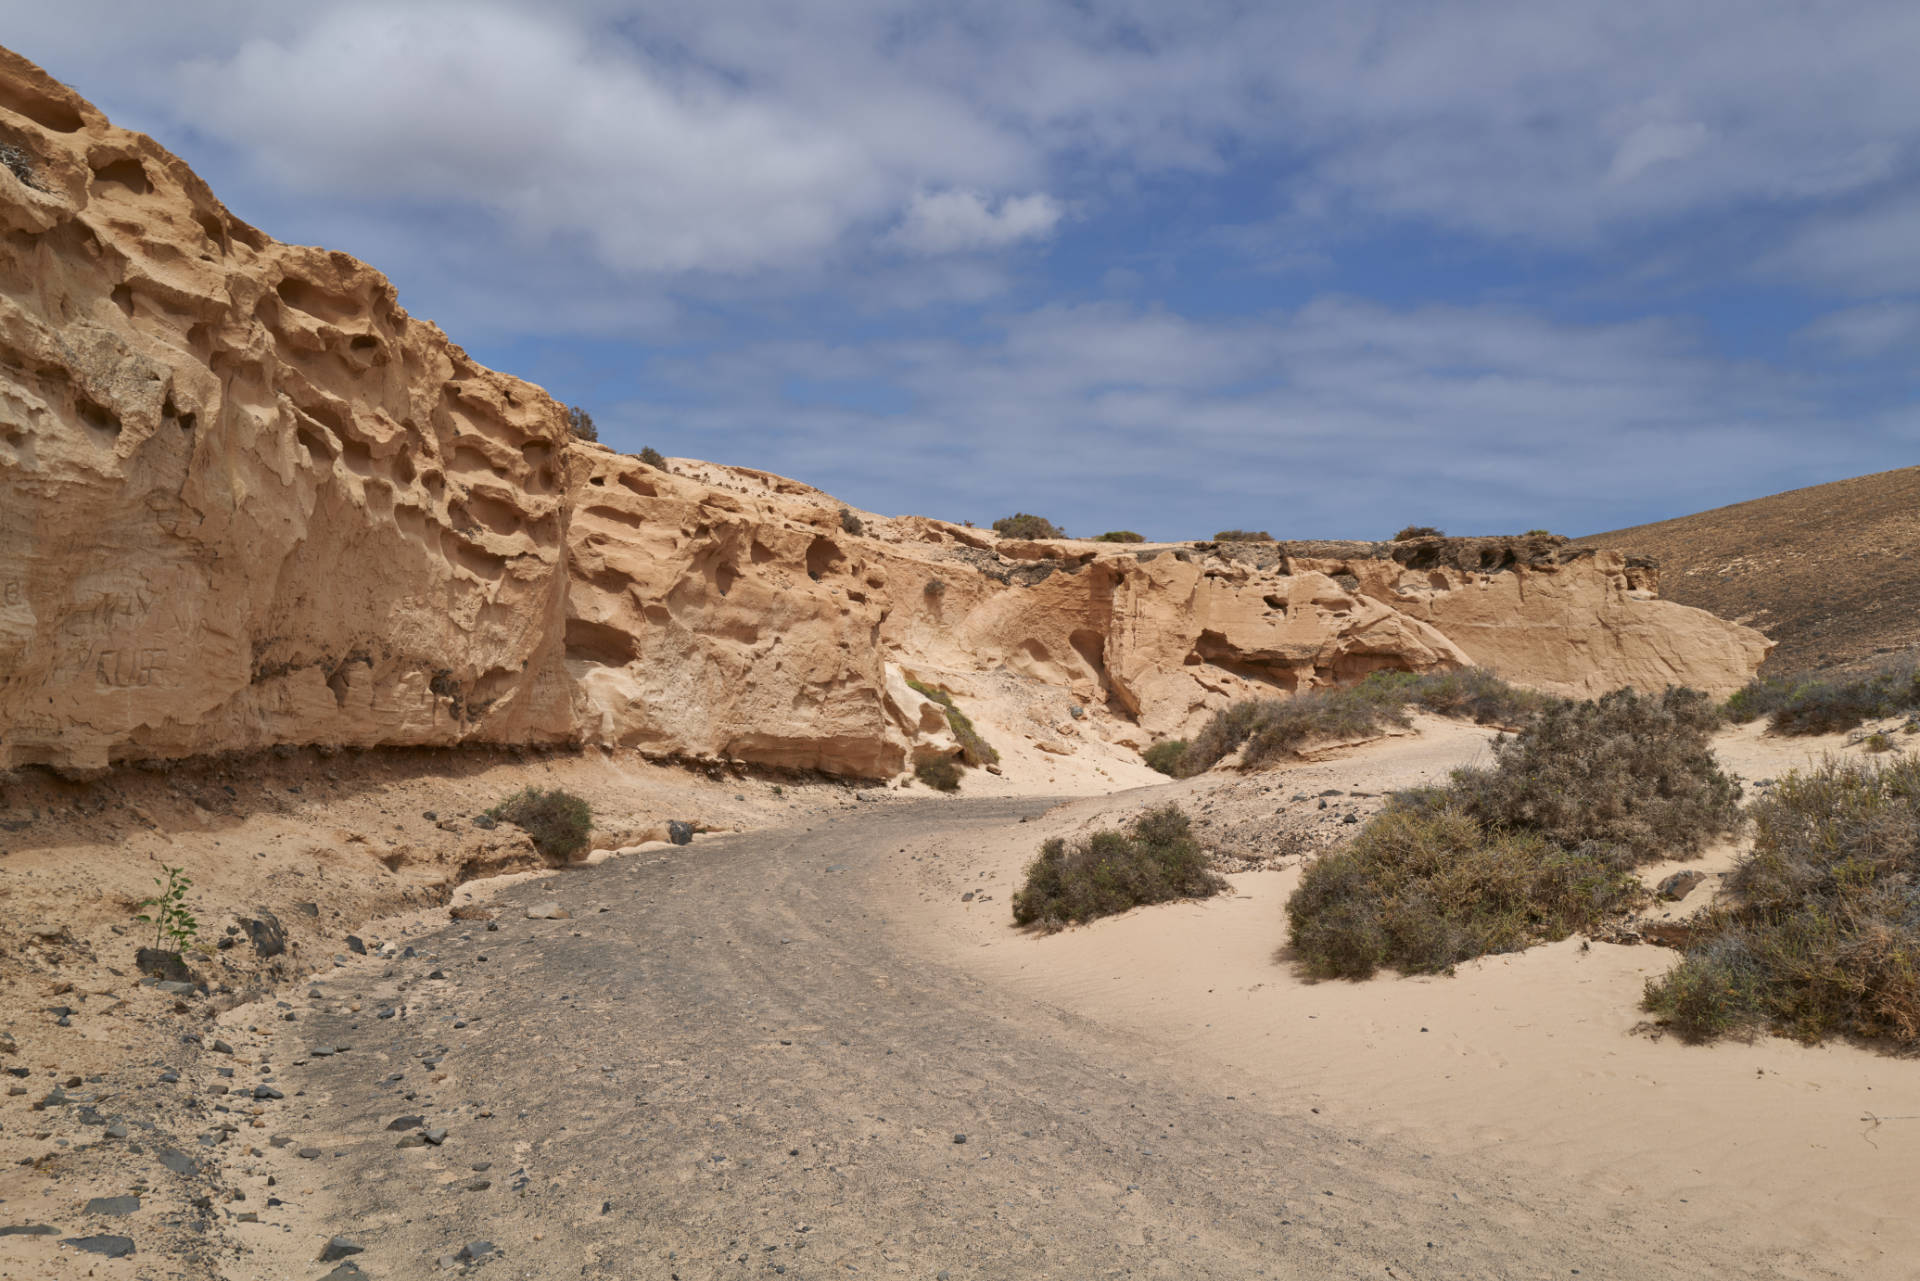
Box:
0, 46, 1772, 778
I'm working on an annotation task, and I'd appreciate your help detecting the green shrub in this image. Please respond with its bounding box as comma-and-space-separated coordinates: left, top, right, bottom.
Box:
637, 446, 667, 469
1864, 731, 1895, 753
1142, 740, 1188, 776
1725, 653, 1920, 736
566, 406, 598, 442
905, 678, 999, 766
1012, 805, 1227, 930
993, 513, 1066, 540
914, 757, 962, 792
486, 787, 593, 861
1393, 525, 1444, 540
1444, 687, 1740, 865
1289, 806, 1641, 978
1286, 685, 1737, 978
1213, 529, 1274, 542
1523, 529, 1556, 537
1093, 530, 1145, 543
839, 507, 864, 536
1176, 668, 1552, 777
1643, 755, 1920, 1046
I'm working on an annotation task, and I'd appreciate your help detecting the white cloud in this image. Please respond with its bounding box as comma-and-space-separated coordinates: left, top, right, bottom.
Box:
889, 190, 1063, 254
1794, 301, 1920, 357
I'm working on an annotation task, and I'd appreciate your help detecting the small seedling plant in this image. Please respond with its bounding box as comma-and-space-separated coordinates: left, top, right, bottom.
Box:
135, 865, 199, 954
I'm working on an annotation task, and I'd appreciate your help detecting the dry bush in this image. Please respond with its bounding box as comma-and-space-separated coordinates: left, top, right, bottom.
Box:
485, 787, 593, 861
1142, 739, 1188, 776
1213, 529, 1275, 542
906, 678, 999, 766
914, 757, 962, 792
1286, 685, 1736, 978
839, 507, 865, 536
1393, 525, 1444, 540
1289, 805, 1641, 978
1725, 652, 1920, 736
1446, 687, 1739, 865
1176, 669, 1551, 777
1012, 805, 1226, 931
1644, 754, 1920, 1046
992, 513, 1065, 540
1093, 530, 1145, 542
637, 446, 667, 469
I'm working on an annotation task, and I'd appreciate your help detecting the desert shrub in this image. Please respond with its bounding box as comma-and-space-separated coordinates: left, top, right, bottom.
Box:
1, 143, 37, 188
923, 578, 946, 597
566, 406, 598, 442
992, 513, 1066, 540
637, 446, 667, 469
1142, 740, 1188, 776
1093, 530, 1145, 543
1176, 668, 1552, 777
486, 787, 593, 861
1286, 684, 1739, 978
1213, 529, 1274, 542
1012, 805, 1227, 930
1726, 653, 1920, 736
1523, 529, 1556, 537
914, 757, 962, 792
1644, 755, 1920, 1045
906, 678, 999, 766
1393, 525, 1444, 540
1864, 731, 1895, 753
1445, 687, 1739, 865
1289, 806, 1641, 978
839, 507, 864, 536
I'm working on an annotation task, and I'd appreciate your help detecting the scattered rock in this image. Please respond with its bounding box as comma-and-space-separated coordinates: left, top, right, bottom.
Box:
134, 948, 192, 983
63, 1234, 135, 1258
459, 1240, 497, 1260
241, 912, 287, 959
157, 1149, 197, 1175
667, 820, 694, 846
293, 902, 320, 918
386, 1115, 425, 1131
524, 902, 571, 921
1656, 870, 1708, 902
345, 935, 367, 955
319, 1236, 364, 1262
83, 1196, 138, 1216
322, 1264, 370, 1281
253, 1085, 284, 1100
0, 1224, 60, 1236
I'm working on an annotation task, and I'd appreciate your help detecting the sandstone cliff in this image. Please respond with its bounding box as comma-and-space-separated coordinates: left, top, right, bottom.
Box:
0, 47, 1771, 779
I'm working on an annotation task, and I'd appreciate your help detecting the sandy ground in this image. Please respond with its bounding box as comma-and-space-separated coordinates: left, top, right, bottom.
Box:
883, 714, 1920, 1280
3, 709, 1914, 1277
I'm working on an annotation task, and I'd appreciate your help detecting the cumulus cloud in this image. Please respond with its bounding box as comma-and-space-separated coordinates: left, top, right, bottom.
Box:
888, 190, 1063, 254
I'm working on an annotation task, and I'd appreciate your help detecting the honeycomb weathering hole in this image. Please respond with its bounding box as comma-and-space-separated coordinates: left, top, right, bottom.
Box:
0, 79, 84, 132
91, 157, 151, 195
805, 536, 842, 581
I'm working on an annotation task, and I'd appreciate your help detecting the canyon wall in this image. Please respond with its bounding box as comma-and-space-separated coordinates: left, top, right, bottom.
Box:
0, 47, 1771, 778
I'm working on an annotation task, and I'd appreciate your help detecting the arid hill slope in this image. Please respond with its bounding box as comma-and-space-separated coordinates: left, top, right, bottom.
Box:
0, 44, 1769, 778
1577, 465, 1920, 679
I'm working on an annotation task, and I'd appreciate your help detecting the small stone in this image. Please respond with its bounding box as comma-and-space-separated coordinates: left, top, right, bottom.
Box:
952, 1134, 967, 1145
0, 1224, 60, 1236
667, 820, 694, 845
293, 902, 320, 918
158, 1148, 198, 1175
297, 1147, 322, 1160
84, 1196, 139, 1216
524, 902, 570, 921
396, 1134, 427, 1149
157, 981, 196, 997
424, 1127, 448, 1145
322, 1264, 369, 1281
466, 1179, 490, 1192
105, 1122, 129, 1139
212, 1039, 234, 1055
428, 969, 446, 980
345, 936, 367, 955
64, 1234, 136, 1258
1656, 869, 1708, 902
319, 1236, 364, 1262
387, 1115, 425, 1131
459, 1240, 496, 1260
253, 1085, 284, 1100
311, 1046, 335, 1057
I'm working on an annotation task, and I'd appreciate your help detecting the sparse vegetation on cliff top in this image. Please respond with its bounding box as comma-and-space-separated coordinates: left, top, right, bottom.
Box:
993, 513, 1065, 540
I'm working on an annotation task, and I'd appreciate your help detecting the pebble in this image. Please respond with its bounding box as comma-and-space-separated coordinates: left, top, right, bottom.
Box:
525, 902, 570, 921
319, 1236, 365, 1262
63, 1234, 135, 1258
83, 1196, 139, 1216
387, 1115, 425, 1131
253, 1085, 284, 1100
459, 1240, 496, 1260
297, 1147, 323, 1160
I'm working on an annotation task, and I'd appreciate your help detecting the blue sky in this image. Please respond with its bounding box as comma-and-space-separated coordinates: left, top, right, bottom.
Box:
8, 1, 1917, 539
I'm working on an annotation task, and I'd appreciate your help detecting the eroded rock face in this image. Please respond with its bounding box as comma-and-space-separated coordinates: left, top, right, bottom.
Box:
0, 47, 573, 771
0, 47, 1772, 778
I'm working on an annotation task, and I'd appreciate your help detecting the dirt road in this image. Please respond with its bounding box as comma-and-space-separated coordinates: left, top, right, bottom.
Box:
242, 800, 1784, 1280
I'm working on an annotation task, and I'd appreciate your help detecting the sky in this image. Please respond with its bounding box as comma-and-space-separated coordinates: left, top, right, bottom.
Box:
6, 1, 1917, 539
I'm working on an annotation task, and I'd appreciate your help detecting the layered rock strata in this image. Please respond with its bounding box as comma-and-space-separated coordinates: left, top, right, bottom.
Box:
0, 47, 1771, 777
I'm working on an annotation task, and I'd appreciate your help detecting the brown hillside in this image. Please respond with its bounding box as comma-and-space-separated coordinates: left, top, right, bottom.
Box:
1576, 465, 1920, 679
